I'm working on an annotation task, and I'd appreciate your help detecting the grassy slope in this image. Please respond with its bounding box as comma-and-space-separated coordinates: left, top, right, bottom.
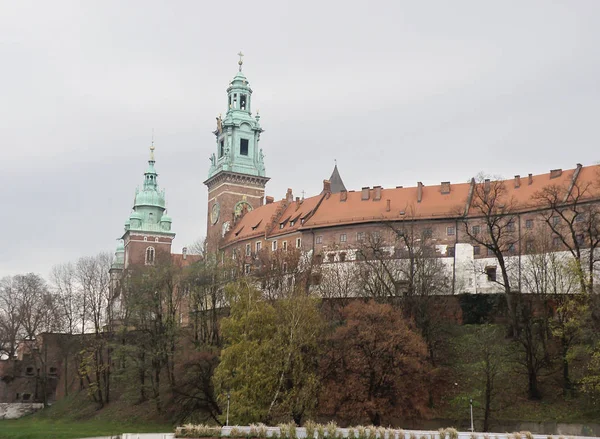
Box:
0, 391, 172, 439
434, 324, 600, 426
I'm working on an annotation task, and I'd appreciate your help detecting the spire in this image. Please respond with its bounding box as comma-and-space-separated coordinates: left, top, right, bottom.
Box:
329, 162, 347, 193
144, 137, 158, 190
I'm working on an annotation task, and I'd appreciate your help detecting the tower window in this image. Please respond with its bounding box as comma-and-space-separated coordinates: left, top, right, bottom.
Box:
240, 94, 247, 110
219, 140, 224, 158
240, 139, 249, 156
233, 94, 237, 108
145, 247, 155, 265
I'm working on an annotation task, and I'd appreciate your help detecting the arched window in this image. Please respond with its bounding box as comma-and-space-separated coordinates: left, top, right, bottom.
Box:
145, 246, 155, 265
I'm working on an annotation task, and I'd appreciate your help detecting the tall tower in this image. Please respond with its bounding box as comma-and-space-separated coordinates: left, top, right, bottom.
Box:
204, 54, 269, 254
121, 142, 176, 268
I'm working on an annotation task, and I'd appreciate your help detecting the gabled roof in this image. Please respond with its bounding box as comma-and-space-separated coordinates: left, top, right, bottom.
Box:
222, 200, 284, 245
218, 164, 600, 248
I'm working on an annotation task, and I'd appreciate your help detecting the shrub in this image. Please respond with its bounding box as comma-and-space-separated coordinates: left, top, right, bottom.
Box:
231, 427, 245, 438
439, 429, 446, 439
326, 422, 338, 439
446, 428, 458, 439
358, 426, 367, 439
386, 429, 397, 439
512, 433, 522, 439
409, 433, 417, 439
176, 424, 222, 438
349, 429, 357, 439
521, 432, 533, 439
317, 424, 326, 439
470, 434, 477, 439
305, 421, 317, 439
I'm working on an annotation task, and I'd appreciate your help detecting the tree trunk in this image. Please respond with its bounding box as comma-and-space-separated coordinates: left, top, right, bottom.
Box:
562, 343, 571, 396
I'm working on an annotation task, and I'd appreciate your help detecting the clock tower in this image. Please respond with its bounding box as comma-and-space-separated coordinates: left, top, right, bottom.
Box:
204, 54, 269, 255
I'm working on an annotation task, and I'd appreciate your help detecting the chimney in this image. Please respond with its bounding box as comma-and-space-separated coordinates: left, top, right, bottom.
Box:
266, 196, 274, 204
361, 187, 370, 200
340, 190, 348, 202
417, 182, 423, 203
286, 188, 293, 202
528, 173, 533, 185
484, 178, 490, 192
386, 199, 391, 212
182, 247, 188, 260
550, 169, 562, 179
441, 181, 450, 194
323, 180, 331, 194
373, 186, 382, 201
514, 175, 521, 188
295, 196, 300, 203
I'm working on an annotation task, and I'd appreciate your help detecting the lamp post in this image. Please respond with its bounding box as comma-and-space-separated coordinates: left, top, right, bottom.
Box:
226, 392, 231, 426
469, 398, 474, 432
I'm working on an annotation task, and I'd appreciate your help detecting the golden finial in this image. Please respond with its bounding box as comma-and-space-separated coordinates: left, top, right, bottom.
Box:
237, 51, 244, 71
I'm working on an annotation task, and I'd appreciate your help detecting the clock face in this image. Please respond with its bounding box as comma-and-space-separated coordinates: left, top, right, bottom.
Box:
211, 203, 220, 225
234, 201, 253, 218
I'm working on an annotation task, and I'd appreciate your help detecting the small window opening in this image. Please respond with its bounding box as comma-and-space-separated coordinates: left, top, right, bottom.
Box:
340, 233, 347, 243
240, 94, 247, 110
327, 253, 335, 263
473, 245, 481, 256
447, 226, 455, 236
339, 252, 347, 262
447, 247, 455, 257
282, 241, 288, 251
49, 367, 57, 375
219, 140, 224, 158
240, 139, 249, 156
26, 367, 34, 376
316, 236, 323, 244
296, 238, 301, 248
22, 393, 31, 401
245, 244, 251, 256
525, 219, 533, 229
486, 266, 497, 282
146, 247, 155, 265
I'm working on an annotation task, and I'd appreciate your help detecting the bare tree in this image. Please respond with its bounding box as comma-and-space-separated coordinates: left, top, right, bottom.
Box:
0, 276, 23, 358
533, 178, 600, 295
460, 175, 521, 335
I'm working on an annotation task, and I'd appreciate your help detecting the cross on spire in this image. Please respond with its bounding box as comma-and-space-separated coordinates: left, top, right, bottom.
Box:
237, 51, 244, 71
150, 128, 155, 162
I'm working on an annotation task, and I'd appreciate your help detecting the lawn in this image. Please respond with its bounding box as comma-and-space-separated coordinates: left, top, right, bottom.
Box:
0, 417, 172, 439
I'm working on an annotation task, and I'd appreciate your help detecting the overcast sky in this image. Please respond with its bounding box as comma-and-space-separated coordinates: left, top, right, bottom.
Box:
1, 1, 599, 279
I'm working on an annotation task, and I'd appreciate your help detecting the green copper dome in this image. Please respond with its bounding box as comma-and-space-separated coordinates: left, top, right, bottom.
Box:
134, 188, 166, 209
122, 142, 175, 236
111, 239, 125, 269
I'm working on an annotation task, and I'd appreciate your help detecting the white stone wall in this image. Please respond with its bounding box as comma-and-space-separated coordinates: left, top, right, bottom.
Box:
0, 403, 44, 419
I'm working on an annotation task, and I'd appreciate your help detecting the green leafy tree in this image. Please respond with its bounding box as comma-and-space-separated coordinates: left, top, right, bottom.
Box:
214, 281, 324, 424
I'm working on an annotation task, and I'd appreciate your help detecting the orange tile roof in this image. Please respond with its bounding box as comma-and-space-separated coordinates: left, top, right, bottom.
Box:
223, 199, 285, 245
219, 164, 600, 247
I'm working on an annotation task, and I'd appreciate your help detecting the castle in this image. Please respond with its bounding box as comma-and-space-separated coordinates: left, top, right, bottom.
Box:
201, 57, 600, 297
